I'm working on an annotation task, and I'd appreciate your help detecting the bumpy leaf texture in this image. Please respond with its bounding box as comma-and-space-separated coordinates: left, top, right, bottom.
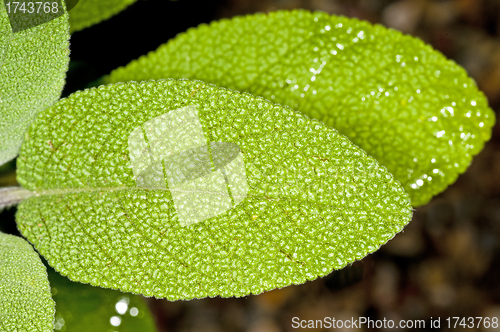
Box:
0, 232, 54, 332
68, 0, 138, 33
16, 79, 412, 300
0, 4, 70, 166
48, 267, 156, 331
104, 10, 496, 207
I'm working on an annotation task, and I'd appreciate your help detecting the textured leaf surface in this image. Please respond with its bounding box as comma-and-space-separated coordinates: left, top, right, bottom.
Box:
48, 267, 156, 332
104, 10, 496, 206
16, 79, 412, 300
68, 0, 137, 33
0, 232, 54, 332
0, 5, 70, 165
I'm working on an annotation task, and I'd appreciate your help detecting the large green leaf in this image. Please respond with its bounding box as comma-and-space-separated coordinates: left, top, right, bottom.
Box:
48, 267, 156, 331
68, 0, 137, 33
0, 232, 54, 332
104, 10, 496, 207
0, 4, 70, 166
16, 79, 412, 300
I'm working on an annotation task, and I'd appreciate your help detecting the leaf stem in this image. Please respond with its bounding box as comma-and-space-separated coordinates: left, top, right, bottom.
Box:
0, 187, 34, 211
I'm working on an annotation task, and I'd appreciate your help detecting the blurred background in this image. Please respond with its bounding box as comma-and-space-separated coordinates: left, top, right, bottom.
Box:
1, 0, 499, 331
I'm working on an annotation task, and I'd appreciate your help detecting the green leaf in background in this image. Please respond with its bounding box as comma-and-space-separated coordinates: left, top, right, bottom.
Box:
15, 79, 412, 300
104, 10, 496, 207
0, 232, 54, 332
0, 4, 70, 166
48, 267, 156, 332
68, 0, 138, 33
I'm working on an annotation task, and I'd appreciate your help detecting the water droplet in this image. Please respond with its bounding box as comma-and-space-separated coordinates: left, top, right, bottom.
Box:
115, 298, 129, 315
130, 307, 139, 316
436, 130, 445, 138
54, 314, 65, 331
440, 106, 454, 117
110, 316, 121, 327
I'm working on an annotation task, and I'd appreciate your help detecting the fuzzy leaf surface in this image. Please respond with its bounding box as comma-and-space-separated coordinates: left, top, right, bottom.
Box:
16, 79, 412, 300
48, 267, 156, 331
104, 10, 495, 206
0, 5, 70, 165
68, 0, 137, 32
0, 232, 54, 332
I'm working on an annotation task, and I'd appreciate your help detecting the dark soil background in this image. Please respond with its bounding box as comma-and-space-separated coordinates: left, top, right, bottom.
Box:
1, 0, 499, 331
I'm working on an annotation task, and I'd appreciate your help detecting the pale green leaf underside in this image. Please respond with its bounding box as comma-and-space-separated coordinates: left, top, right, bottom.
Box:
48, 267, 157, 332
0, 232, 54, 332
69, 0, 138, 33
0, 6, 70, 166
104, 9, 496, 206
16, 79, 412, 300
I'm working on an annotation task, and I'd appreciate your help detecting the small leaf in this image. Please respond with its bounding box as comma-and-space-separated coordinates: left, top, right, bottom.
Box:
68, 0, 138, 33
0, 5, 70, 165
104, 10, 496, 206
48, 267, 157, 332
16, 79, 412, 300
0, 232, 54, 331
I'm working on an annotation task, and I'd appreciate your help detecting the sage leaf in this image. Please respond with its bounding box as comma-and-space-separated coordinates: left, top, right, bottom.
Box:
68, 0, 138, 33
0, 5, 70, 165
0, 232, 54, 332
16, 79, 412, 300
104, 10, 496, 207
48, 267, 157, 331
